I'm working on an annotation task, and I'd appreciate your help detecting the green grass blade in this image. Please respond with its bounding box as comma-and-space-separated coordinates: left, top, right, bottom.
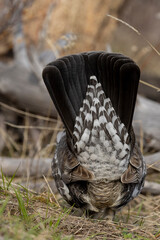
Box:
13, 188, 29, 222
0, 197, 10, 216
1, 167, 6, 189
6, 164, 20, 190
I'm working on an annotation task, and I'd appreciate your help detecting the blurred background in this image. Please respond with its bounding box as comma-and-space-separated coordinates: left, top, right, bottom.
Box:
0, 0, 160, 193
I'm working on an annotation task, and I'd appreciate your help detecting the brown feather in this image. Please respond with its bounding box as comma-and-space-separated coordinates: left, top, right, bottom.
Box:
121, 164, 138, 184
121, 144, 144, 184
62, 162, 94, 183
58, 135, 94, 184
71, 165, 94, 181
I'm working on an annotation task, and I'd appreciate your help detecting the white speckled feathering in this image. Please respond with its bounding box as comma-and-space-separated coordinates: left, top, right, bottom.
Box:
73, 76, 131, 181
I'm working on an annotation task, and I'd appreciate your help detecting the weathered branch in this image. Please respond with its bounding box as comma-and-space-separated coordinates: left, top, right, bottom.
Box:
0, 157, 52, 178
133, 96, 160, 151
134, 96, 160, 140
1, 152, 160, 177
0, 62, 57, 117
1, 155, 160, 195
142, 181, 160, 195
0, 0, 33, 34
145, 151, 160, 172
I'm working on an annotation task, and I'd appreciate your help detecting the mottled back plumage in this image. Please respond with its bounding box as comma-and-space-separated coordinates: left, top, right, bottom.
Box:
42, 51, 146, 218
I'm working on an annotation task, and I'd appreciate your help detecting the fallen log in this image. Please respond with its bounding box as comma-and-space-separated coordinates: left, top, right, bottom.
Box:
1, 155, 160, 195
0, 62, 56, 117
133, 96, 160, 151
1, 152, 160, 177
135, 96, 160, 139
0, 156, 52, 178
145, 151, 160, 172
1, 153, 160, 195
142, 181, 160, 195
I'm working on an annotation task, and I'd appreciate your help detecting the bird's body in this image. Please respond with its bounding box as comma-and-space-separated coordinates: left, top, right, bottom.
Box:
43, 51, 146, 218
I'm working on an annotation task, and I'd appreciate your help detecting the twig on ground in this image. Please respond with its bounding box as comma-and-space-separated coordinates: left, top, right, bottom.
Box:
43, 174, 60, 207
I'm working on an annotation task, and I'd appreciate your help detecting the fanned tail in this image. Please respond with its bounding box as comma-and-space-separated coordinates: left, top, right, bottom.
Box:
43, 52, 140, 138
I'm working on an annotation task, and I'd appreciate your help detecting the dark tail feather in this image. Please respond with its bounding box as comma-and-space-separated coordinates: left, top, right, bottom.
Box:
42, 54, 88, 136
43, 65, 76, 137
95, 53, 140, 131
118, 62, 140, 131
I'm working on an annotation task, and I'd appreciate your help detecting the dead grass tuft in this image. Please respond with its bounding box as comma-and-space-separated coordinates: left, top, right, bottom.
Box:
0, 177, 160, 240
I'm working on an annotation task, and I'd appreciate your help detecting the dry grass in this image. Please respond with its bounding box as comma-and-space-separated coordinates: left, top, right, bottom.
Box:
0, 177, 160, 240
